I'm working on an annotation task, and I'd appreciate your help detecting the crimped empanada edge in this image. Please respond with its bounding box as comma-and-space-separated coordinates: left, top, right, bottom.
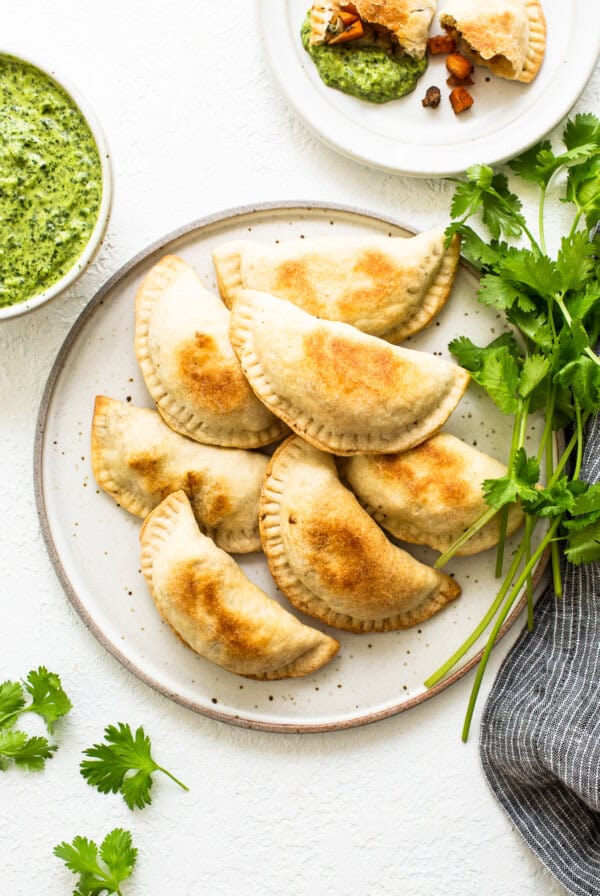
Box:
521, 0, 546, 83
383, 233, 461, 344
212, 241, 248, 308
141, 490, 339, 679
260, 438, 462, 633
134, 256, 287, 449
230, 298, 471, 456
92, 395, 156, 519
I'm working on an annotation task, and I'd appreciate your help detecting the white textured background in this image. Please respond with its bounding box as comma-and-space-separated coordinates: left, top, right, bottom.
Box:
2, 2, 598, 893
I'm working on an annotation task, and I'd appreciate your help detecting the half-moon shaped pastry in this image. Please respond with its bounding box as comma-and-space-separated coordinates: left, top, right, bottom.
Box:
439, 0, 546, 83
213, 228, 460, 343
134, 255, 286, 449
260, 437, 461, 633
140, 491, 340, 679
341, 432, 524, 555
229, 289, 470, 456
309, 0, 436, 59
91, 396, 268, 554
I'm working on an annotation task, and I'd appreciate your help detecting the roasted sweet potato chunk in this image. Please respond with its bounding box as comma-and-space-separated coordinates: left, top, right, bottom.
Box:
446, 53, 474, 80
427, 34, 457, 55
447, 74, 474, 88
449, 86, 474, 115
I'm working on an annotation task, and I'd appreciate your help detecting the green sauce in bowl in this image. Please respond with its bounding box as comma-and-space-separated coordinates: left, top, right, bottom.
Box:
0, 54, 103, 308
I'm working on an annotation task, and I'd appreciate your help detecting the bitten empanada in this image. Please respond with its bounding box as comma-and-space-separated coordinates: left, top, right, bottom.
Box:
91, 396, 268, 553
134, 255, 286, 449
341, 433, 524, 555
140, 491, 339, 679
260, 437, 461, 633
213, 228, 460, 343
229, 289, 470, 456
439, 0, 546, 83
309, 0, 437, 59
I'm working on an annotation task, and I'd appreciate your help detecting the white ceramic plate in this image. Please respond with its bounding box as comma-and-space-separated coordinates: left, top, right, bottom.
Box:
258, 0, 600, 177
35, 202, 546, 732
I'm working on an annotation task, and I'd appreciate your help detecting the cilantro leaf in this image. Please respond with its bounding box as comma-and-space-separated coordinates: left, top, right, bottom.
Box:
571, 483, 600, 515
555, 354, 600, 413
80, 723, 188, 810
482, 449, 540, 511
54, 829, 137, 896
556, 231, 597, 293
0, 680, 25, 728
0, 730, 57, 771
477, 274, 523, 311
449, 336, 521, 413
564, 518, 600, 565
563, 113, 600, 152
445, 224, 509, 273
508, 140, 554, 186
519, 354, 550, 398
566, 157, 600, 228
566, 282, 600, 321
499, 249, 558, 299
522, 478, 582, 518
450, 166, 526, 239
24, 667, 72, 733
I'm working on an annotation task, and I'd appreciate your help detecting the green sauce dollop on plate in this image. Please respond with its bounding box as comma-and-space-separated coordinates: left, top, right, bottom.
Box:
301, 14, 427, 104
0, 55, 103, 308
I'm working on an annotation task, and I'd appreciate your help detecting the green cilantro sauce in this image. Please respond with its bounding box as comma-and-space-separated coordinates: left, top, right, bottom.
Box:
301, 15, 427, 104
0, 55, 103, 308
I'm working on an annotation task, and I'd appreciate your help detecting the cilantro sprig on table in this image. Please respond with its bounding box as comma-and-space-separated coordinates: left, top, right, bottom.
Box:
54, 828, 137, 896
425, 114, 600, 739
0, 667, 72, 770
80, 722, 189, 809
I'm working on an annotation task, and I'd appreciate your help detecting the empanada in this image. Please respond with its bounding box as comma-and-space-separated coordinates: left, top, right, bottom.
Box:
439, 0, 546, 83
309, 0, 437, 60
229, 289, 470, 456
134, 255, 286, 449
140, 490, 340, 679
260, 437, 461, 633
341, 433, 524, 554
92, 396, 268, 553
213, 228, 460, 343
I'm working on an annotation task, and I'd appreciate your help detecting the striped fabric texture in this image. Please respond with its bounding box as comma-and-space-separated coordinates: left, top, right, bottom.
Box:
480, 411, 600, 896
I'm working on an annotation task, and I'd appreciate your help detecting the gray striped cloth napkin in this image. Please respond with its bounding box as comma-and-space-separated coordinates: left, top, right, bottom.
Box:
480, 410, 600, 895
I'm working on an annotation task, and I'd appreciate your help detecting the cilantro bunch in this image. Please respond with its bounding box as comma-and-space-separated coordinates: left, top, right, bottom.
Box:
424, 114, 600, 739
0, 667, 72, 770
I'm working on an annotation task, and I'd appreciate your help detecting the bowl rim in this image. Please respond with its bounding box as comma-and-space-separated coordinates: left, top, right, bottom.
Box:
0, 48, 113, 321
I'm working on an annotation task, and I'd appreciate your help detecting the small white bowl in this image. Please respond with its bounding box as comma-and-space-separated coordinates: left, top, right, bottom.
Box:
0, 49, 112, 321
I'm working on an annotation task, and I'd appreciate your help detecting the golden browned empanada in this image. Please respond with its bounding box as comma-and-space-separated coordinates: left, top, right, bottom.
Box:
229, 289, 469, 456
134, 255, 286, 449
213, 228, 460, 343
91, 396, 268, 553
260, 437, 461, 633
341, 432, 524, 555
140, 491, 339, 679
439, 0, 546, 83
309, 0, 437, 60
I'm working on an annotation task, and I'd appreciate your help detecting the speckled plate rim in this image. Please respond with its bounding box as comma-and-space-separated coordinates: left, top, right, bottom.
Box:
34, 200, 547, 734
0, 47, 113, 321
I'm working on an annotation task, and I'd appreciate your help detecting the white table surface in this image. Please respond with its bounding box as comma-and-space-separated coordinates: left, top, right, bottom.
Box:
2, 2, 597, 893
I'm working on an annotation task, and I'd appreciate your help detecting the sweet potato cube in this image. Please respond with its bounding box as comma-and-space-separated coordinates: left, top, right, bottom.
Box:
427, 34, 457, 55
446, 53, 474, 80
449, 86, 474, 115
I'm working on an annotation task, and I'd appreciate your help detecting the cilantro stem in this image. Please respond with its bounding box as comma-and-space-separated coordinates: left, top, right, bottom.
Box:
425, 535, 528, 689
538, 186, 547, 254
574, 400, 584, 478
434, 506, 499, 569
461, 517, 562, 742
157, 765, 189, 792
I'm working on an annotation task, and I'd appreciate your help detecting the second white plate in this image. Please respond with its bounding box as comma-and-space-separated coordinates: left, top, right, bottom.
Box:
258, 0, 600, 176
